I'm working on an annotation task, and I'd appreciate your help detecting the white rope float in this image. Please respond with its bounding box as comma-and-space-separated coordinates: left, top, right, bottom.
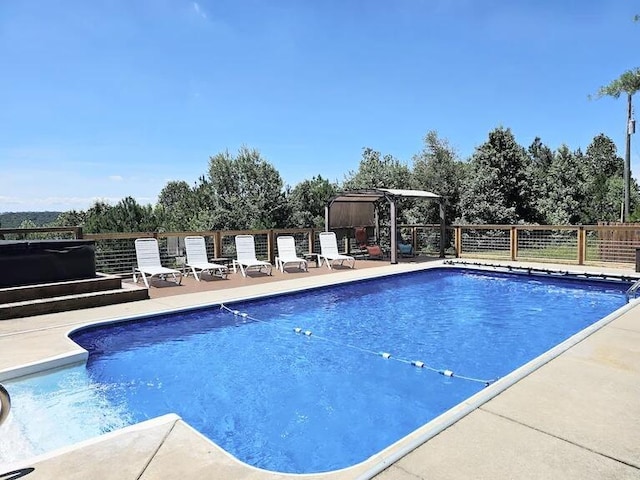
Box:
220, 304, 497, 386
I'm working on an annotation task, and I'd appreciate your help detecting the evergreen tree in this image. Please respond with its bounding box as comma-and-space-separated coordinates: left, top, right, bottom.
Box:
460, 127, 534, 224
51, 210, 87, 228
582, 134, 624, 223
287, 175, 338, 228
526, 137, 554, 223
83, 201, 114, 233
156, 180, 199, 231
343, 147, 414, 224
538, 146, 586, 224
83, 197, 158, 233
205, 147, 289, 230
411, 131, 464, 223
111, 196, 158, 232
343, 148, 413, 191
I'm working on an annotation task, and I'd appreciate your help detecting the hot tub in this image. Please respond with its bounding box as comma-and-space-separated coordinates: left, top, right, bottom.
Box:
0, 240, 96, 288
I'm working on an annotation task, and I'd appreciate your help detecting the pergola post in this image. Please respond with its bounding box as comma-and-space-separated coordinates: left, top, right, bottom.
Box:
390, 199, 398, 264
439, 200, 446, 258
374, 206, 380, 242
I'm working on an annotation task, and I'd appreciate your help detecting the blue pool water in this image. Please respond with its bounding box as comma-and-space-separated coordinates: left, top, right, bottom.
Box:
3, 268, 630, 473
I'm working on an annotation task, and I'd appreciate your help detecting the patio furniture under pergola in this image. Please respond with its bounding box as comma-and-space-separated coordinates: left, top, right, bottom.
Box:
324, 188, 446, 264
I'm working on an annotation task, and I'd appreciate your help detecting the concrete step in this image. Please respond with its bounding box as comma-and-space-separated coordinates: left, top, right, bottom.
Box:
0, 274, 124, 304
0, 283, 149, 320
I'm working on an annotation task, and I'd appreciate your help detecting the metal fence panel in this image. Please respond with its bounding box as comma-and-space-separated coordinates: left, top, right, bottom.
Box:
460, 228, 510, 259
517, 229, 578, 262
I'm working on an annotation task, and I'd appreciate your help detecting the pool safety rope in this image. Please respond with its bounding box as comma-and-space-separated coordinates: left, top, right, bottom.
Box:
220, 304, 497, 386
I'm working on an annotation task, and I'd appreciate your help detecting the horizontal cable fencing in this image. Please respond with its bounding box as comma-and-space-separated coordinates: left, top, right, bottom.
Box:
2, 224, 640, 275
454, 224, 640, 268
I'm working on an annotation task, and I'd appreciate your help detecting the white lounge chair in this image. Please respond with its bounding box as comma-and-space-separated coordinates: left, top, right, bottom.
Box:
184, 236, 228, 281
133, 238, 182, 288
318, 232, 355, 269
275, 236, 308, 273
233, 235, 272, 277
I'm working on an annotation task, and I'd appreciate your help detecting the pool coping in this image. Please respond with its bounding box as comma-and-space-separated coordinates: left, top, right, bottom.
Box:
1, 259, 640, 479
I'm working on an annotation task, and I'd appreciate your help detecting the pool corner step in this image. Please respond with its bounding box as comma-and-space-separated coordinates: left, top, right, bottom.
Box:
0, 277, 149, 320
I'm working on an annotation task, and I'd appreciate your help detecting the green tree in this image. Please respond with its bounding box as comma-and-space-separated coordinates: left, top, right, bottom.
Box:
186, 176, 219, 230
112, 196, 159, 232
156, 180, 198, 231
205, 147, 288, 230
537, 146, 586, 225
287, 175, 338, 228
528, 137, 554, 174
593, 68, 640, 220
600, 177, 626, 222
626, 178, 640, 220
526, 137, 554, 223
83, 197, 158, 233
16, 219, 38, 239
83, 201, 114, 233
460, 127, 534, 224
51, 210, 87, 228
343, 148, 413, 191
411, 130, 464, 223
343, 148, 415, 224
582, 134, 624, 223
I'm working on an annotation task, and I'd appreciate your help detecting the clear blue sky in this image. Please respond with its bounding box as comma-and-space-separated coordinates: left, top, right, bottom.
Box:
1, 0, 638, 212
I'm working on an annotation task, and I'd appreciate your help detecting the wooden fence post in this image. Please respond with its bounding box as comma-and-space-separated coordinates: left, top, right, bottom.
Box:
510, 227, 518, 261
308, 229, 315, 254
578, 226, 585, 265
268, 230, 274, 263
213, 231, 222, 258
455, 226, 462, 257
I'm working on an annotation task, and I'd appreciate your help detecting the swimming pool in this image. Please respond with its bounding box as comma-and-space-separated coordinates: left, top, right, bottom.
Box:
2, 267, 630, 473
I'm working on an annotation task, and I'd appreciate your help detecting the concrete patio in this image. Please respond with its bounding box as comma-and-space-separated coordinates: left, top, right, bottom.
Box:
0, 258, 639, 479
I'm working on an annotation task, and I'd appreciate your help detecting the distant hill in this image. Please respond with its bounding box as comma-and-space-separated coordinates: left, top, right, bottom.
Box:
0, 211, 62, 229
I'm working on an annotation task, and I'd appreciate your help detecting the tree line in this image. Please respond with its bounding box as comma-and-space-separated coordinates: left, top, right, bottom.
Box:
0, 211, 61, 229
10, 127, 638, 234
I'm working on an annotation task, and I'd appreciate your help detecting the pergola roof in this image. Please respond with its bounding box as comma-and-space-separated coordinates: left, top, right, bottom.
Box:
328, 188, 441, 204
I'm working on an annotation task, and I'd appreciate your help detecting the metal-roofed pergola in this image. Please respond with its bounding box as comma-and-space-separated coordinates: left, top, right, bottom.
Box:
325, 188, 446, 264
